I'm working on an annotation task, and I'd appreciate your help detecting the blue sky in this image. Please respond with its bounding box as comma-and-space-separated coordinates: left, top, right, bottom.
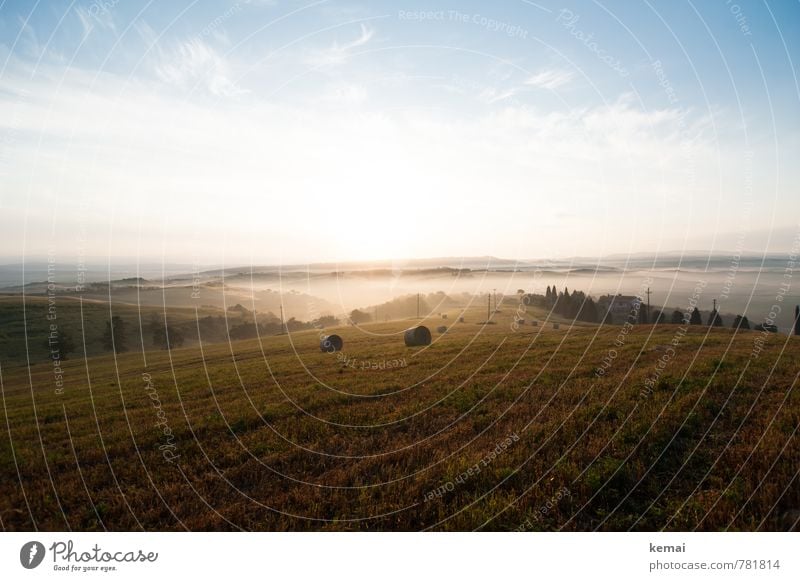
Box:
0, 0, 798, 264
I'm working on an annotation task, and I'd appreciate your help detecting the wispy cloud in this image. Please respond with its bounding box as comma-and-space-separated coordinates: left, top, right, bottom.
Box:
16, 15, 41, 58
306, 24, 374, 68
524, 69, 574, 90
317, 82, 368, 105
478, 87, 519, 104
471, 68, 574, 104
155, 38, 246, 97
74, 5, 117, 40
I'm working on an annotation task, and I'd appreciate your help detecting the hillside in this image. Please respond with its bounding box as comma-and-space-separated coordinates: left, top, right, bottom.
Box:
0, 304, 797, 531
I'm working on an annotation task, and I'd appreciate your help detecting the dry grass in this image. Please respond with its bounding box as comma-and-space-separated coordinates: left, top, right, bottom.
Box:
1, 301, 798, 531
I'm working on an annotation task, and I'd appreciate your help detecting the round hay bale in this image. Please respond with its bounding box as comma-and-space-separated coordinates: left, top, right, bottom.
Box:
436, 325, 447, 333
552, 322, 560, 330
459, 317, 465, 323
531, 320, 538, 326
442, 314, 448, 319
404, 326, 432, 347
517, 319, 525, 325
320, 334, 343, 353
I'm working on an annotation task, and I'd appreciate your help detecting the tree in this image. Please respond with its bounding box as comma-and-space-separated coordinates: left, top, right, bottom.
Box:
44, 329, 75, 361
651, 310, 665, 324
671, 310, 684, 324
348, 309, 371, 324
555, 289, 575, 318
102, 316, 128, 353
313, 315, 340, 328
228, 322, 259, 340
227, 303, 251, 317
732, 315, 750, 330
638, 305, 649, 324
689, 307, 702, 325
708, 309, 723, 327
286, 317, 308, 332
168, 327, 185, 348
152, 323, 166, 349
578, 298, 598, 323
152, 321, 185, 349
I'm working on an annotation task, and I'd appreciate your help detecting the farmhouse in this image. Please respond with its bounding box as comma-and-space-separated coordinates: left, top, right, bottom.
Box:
597, 294, 642, 323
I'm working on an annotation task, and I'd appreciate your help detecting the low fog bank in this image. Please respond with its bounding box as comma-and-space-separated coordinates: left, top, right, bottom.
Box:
232, 267, 799, 332
4, 257, 797, 331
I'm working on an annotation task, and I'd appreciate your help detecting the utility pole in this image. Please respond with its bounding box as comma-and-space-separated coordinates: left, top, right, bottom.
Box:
487, 293, 491, 322
493, 288, 497, 312
646, 287, 652, 320
279, 305, 285, 333
713, 298, 717, 311
795, 305, 799, 336
417, 293, 420, 319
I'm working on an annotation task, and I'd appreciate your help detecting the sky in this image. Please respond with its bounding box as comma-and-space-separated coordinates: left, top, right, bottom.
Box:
0, 0, 798, 266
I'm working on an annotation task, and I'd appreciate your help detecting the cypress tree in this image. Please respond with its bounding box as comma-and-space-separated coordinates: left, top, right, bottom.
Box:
583, 298, 598, 323
102, 316, 128, 352
733, 315, 750, 330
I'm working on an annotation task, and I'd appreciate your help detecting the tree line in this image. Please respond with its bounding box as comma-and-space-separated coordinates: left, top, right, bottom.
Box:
43, 305, 342, 360
523, 286, 786, 333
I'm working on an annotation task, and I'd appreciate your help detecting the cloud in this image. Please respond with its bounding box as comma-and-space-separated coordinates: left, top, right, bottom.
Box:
524, 69, 574, 90
75, 7, 94, 39
74, 4, 117, 40
134, 20, 159, 48
317, 82, 368, 105
0, 61, 784, 264
478, 87, 519, 104
306, 24, 374, 68
155, 38, 246, 97
16, 15, 41, 58
471, 69, 574, 105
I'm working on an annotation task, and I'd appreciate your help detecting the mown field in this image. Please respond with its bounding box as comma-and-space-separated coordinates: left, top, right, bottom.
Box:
0, 300, 798, 531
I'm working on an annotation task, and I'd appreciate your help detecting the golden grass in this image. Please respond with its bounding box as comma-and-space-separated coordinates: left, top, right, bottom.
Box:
1, 303, 798, 531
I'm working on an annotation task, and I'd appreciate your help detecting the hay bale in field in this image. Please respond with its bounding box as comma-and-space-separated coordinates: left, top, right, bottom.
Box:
442, 314, 448, 319
552, 323, 560, 330
436, 325, 447, 333
320, 334, 343, 353
404, 326, 432, 347
517, 319, 525, 325
459, 316, 465, 323
531, 320, 538, 326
